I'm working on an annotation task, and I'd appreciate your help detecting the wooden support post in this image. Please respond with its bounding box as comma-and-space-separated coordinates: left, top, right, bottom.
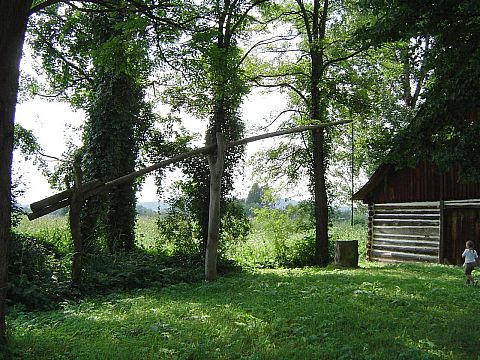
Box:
205, 132, 226, 281
70, 161, 84, 287
367, 203, 374, 261
439, 200, 445, 264
334, 240, 359, 267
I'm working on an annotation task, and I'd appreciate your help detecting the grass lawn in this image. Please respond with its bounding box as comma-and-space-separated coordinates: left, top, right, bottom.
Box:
5, 262, 480, 359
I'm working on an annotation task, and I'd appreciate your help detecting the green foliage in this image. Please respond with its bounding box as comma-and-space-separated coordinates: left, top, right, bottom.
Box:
219, 199, 251, 253
7, 216, 207, 312
80, 252, 205, 295
356, 0, 480, 180
160, 0, 265, 250
7, 232, 71, 311
227, 201, 367, 269
157, 200, 203, 257
227, 202, 315, 268
6, 264, 480, 359
12, 124, 49, 227
157, 197, 251, 258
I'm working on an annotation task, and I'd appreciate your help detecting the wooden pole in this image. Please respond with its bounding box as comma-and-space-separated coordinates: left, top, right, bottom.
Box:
351, 121, 354, 227
205, 133, 226, 281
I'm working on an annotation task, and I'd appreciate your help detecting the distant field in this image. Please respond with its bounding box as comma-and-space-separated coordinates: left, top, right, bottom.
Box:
15, 215, 159, 250
16, 215, 368, 264
6, 263, 478, 359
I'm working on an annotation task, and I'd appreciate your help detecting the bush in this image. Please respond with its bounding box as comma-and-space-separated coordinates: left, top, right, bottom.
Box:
227, 204, 315, 268
8, 232, 71, 310
156, 198, 251, 258
81, 251, 205, 294
227, 201, 368, 269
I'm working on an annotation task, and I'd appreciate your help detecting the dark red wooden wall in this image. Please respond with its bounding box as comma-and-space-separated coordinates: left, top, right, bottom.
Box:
358, 162, 480, 204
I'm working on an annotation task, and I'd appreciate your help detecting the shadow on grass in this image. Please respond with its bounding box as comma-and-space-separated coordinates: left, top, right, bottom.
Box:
5, 263, 479, 360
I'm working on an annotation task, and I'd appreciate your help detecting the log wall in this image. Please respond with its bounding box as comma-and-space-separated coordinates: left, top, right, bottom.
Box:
369, 199, 480, 264
369, 202, 441, 263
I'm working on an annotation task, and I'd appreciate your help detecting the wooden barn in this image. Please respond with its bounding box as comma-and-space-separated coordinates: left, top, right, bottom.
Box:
353, 161, 480, 264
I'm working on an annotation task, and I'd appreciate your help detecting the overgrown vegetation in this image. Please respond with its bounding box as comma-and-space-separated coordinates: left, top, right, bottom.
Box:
8, 203, 365, 313
5, 263, 478, 359
7, 216, 208, 312
226, 204, 367, 269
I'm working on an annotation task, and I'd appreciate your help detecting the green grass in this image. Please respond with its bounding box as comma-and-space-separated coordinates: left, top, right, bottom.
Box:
134, 216, 160, 250
15, 216, 71, 252
5, 263, 480, 360
15, 215, 160, 251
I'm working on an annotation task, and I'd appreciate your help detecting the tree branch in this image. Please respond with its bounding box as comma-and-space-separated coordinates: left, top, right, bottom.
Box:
322, 47, 367, 74
250, 78, 308, 104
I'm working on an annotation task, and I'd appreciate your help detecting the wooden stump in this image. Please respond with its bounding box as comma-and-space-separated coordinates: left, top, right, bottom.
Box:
334, 240, 358, 267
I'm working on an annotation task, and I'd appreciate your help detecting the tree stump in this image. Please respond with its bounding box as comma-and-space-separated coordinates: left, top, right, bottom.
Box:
334, 240, 358, 267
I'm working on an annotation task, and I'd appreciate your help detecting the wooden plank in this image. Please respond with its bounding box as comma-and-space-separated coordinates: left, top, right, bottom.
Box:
27, 199, 71, 220
28, 121, 352, 218
374, 209, 439, 214
374, 213, 439, 220
373, 232, 440, 240
373, 238, 439, 248
29, 179, 103, 213
442, 204, 480, 209
373, 219, 440, 227
103, 121, 353, 190
439, 200, 445, 264
370, 249, 438, 262
374, 201, 439, 208
372, 244, 438, 255
30, 188, 73, 212
444, 199, 480, 204
374, 226, 439, 236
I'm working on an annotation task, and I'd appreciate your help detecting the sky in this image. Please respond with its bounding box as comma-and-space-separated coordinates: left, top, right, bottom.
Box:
13, 88, 307, 206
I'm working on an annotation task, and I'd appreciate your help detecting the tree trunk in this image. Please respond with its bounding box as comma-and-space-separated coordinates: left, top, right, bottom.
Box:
0, 0, 32, 341
312, 128, 329, 266
334, 240, 359, 267
70, 162, 83, 287
205, 133, 226, 281
310, 49, 329, 266
309, 0, 330, 267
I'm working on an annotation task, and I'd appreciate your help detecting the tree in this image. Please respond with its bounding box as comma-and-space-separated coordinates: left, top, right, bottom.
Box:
0, 2, 33, 338
246, 183, 264, 205
163, 0, 267, 279
357, 0, 480, 179
0, 0, 175, 338
250, 0, 367, 265
30, 1, 186, 254
78, 7, 154, 254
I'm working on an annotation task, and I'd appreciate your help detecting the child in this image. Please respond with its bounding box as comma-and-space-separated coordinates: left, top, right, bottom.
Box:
462, 240, 479, 286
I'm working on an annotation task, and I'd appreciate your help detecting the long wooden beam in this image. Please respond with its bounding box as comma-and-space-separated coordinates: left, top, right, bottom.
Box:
28, 120, 351, 219
29, 180, 103, 213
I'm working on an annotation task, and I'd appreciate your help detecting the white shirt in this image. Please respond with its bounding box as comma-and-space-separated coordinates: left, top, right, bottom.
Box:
462, 249, 478, 265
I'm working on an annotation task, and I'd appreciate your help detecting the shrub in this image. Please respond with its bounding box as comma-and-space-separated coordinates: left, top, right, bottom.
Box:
156, 198, 251, 258
7, 232, 71, 310
81, 251, 205, 294
227, 201, 368, 269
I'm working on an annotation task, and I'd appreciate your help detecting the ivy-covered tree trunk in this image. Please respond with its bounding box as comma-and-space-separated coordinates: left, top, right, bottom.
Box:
0, 0, 32, 340
82, 73, 141, 253
177, 1, 248, 259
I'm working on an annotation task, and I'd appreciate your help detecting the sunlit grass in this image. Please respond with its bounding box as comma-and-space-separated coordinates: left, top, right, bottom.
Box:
135, 216, 159, 250
15, 215, 72, 252
15, 215, 160, 251
6, 263, 479, 359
